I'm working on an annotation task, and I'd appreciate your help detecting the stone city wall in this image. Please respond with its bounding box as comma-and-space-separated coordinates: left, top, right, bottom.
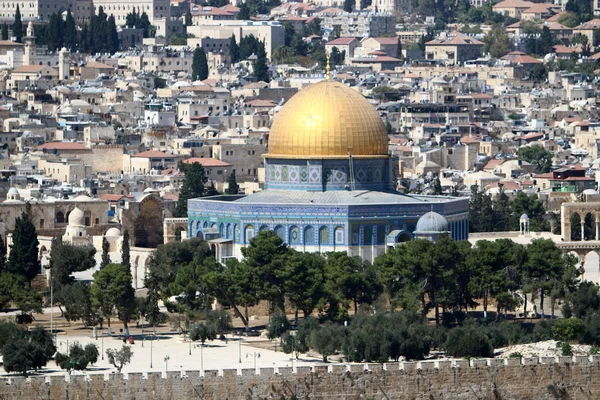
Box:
2, 356, 600, 399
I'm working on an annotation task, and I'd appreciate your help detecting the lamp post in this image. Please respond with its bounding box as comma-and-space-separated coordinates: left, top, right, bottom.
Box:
200, 344, 204, 375
101, 330, 104, 360
245, 352, 260, 371
164, 355, 170, 372
188, 332, 192, 356
238, 340, 241, 364
150, 331, 154, 369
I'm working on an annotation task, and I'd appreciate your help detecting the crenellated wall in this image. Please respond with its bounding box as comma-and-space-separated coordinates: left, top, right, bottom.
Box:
4, 356, 600, 399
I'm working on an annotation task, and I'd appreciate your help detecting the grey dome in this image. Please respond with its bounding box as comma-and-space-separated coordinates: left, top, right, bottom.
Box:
520, 213, 529, 220
415, 211, 449, 233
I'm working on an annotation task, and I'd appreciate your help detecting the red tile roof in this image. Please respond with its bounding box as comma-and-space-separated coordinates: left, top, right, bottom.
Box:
36, 142, 90, 151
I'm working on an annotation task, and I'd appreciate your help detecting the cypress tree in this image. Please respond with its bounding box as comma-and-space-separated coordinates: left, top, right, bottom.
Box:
174, 162, 208, 217
230, 35, 240, 63
1, 24, 8, 41
0, 235, 6, 272
107, 15, 119, 54
47, 13, 60, 51
238, 2, 250, 19
343, 0, 354, 12
139, 12, 151, 38
64, 9, 77, 51
185, 11, 192, 27
253, 41, 269, 82
13, 4, 22, 43
121, 230, 130, 273
192, 47, 209, 81
226, 171, 239, 194
8, 204, 40, 287
101, 236, 111, 269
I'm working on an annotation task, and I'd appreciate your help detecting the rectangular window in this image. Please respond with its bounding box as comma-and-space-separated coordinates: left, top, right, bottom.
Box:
39, 219, 44, 228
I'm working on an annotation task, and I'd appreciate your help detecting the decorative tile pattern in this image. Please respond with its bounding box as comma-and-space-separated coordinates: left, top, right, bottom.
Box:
282, 166, 288, 182
289, 166, 300, 183
309, 166, 321, 183
300, 166, 308, 182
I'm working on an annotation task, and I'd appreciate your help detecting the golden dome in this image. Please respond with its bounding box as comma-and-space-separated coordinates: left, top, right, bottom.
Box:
267, 80, 389, 159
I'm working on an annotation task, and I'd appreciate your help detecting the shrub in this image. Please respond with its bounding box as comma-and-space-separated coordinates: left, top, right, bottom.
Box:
445, 326, 494, 359
552, 318, 585, 343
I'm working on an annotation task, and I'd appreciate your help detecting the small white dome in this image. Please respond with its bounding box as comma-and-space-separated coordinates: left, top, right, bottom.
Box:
520, 213, 530, 220
105, 227, 121, 237
415, 211, 449, 233
68, 207, 85, 226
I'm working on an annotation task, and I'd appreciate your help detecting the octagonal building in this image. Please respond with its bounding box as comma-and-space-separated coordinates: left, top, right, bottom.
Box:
187, 80, 469, 262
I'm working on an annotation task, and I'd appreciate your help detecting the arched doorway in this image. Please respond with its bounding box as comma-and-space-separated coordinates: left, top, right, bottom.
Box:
571, 213, 582, 241
133, 196, 164, 248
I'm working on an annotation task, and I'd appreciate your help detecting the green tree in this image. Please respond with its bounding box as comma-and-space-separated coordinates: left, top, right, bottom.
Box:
563, 281, 600, 319
253, 40, 269, 82
558, 11, 580, 28
537, 26, 553, 55
241, 230, 289, 312
509, 192, 550, 232
13, 4, 22, 43
0, 235, 7, 272
61, 282, 99, 327
185, 10, 192, 27
309, 322, 344, 362
192, 47, 209, 81
190, 322, 217, 344
482, 25, 510, 58
107, 15, 119, 54
101, 236, 111, 268
230, 35, 240, 63
238, 2, 250, 19
56, 342, 98, 371
8, 205, 40, 287
445, 325, 493, 358
1, 23, 8, 41
278, 251, 325, 320
226, 170, 239, 194
266, 311, 290, 339
469, 185, 494, 232
281, 316, 319, 358
122, 229, 131, 272
2, 326, 55, 375
90, 263, 136, 330
64, 9, 77, 50
105, 345, 133, 372
174, 162, 208, 217
552, 318, 585, 342
343, 0, 354, 12
324, 252, 381, 318
565, 0, 592, 23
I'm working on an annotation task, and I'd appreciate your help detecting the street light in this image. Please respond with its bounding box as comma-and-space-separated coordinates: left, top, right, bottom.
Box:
150, 330, 154, 369
238, 340, 241, 364
164, 355, 170, 372
245, 352, 260, 371
101, 330, 104, 360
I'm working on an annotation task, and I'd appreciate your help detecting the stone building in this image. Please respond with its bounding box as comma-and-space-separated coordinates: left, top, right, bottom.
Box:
188, 79, 469, 263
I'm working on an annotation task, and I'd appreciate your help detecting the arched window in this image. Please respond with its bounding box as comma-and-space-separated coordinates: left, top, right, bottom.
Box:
220, 223, 225, 237
336, 227, 345, 245
319, 226, 329, 244
351, 226, 359, 245
274, 225, 284, 240
56, 211, 64, 223
289, 226, 300, 245
245, 224, 255, 243
203, 221, 208, 228
227, 223, 232, 239
304, 226, 315, 245
259, 225, 269, 232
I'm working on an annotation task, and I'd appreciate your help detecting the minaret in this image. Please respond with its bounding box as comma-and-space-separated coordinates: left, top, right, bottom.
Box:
59, 47, 70, 81
23, 21, 35, 66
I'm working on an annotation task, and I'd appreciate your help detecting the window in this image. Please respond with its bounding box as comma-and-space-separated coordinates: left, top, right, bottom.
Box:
275, 225, 284, 240
319, 227, 329, 244
95, 218, 99, 225
245, 224, 255, 242
39, 219, 44, 228
56, 211, 64, 223
335, 227, 344, 245
304, 226, 314, 245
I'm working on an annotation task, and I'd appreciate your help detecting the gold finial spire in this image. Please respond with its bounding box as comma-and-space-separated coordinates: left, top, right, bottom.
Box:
325, 52, 331, 80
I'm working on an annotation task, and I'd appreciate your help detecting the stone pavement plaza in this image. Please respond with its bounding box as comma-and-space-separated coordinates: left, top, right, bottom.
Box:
0, 330, 324, 377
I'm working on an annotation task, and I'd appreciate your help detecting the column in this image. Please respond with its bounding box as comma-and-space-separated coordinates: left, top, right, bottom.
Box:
582, 223, 586, 241
596, 222, 599, 241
